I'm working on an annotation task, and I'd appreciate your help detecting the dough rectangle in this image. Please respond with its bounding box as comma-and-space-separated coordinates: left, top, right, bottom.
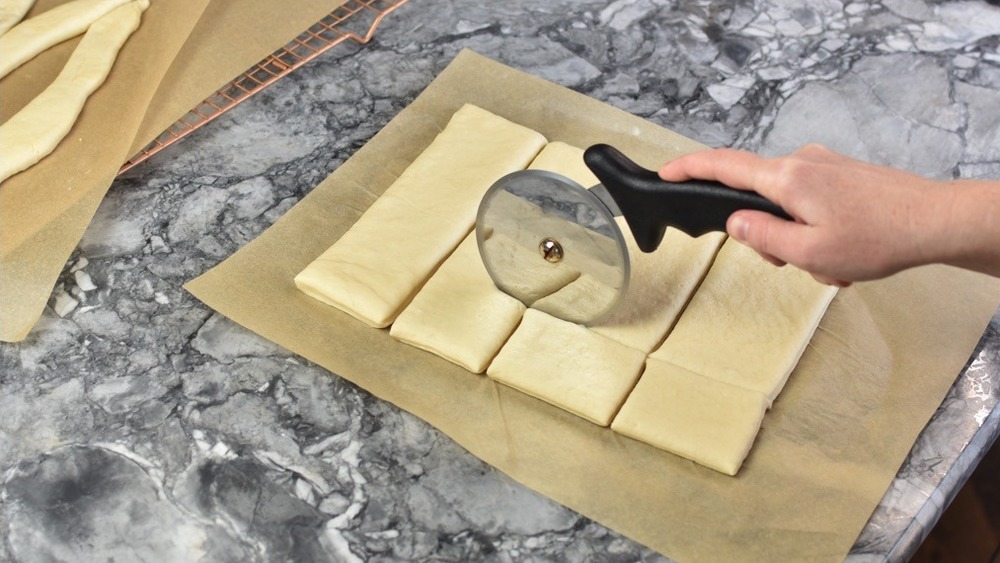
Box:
295, 104, 547, 328
389, 234, 525, 374
611, 357, 769, 475
487, 308, 647, 426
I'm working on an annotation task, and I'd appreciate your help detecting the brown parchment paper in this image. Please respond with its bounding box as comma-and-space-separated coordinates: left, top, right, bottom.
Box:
0, 0, 349, 342
185, 50, 1000, 562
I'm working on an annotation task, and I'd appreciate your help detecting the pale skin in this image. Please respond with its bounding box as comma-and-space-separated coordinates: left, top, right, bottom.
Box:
659, 144, 1000, 287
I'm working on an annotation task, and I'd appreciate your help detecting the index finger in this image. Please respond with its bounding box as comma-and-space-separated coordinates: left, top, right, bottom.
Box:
659, 148, 773, 195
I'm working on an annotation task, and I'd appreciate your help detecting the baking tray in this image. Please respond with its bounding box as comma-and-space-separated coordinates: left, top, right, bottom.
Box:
118, 0, 409, 174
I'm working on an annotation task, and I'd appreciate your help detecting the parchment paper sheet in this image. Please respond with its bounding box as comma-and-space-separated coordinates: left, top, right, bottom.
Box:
187, 50, 1000, 562
0, 0, 348, 342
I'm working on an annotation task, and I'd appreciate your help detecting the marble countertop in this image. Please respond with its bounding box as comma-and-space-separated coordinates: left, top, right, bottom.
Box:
3, 0, 1000, 561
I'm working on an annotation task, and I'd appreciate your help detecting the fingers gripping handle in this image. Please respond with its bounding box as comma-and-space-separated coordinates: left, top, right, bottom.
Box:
583, 144, 793, 252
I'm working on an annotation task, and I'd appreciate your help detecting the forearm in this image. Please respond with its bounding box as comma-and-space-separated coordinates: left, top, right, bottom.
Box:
932, 180, 1000, 277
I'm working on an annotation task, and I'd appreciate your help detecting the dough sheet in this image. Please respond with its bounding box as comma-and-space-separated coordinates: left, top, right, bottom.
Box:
294, 104, 546, 328
588, 224, 724, 352
301, 113, 834, 475
522, 142, 726, 352
479, 230, 581, 303
525, 141, 596, 184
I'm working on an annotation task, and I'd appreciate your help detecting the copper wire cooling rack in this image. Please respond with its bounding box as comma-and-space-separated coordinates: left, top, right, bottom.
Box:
119, 0, 409, 174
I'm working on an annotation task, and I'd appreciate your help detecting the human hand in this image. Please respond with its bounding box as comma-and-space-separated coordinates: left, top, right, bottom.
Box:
659, 144, 957, 287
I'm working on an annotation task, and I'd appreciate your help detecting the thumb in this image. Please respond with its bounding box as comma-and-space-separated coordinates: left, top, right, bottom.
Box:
727, 210, 802, 265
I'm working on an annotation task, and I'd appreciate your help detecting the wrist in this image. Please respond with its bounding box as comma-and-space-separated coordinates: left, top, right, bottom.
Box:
895, 178, 957, 271
927, 180, 1000, 276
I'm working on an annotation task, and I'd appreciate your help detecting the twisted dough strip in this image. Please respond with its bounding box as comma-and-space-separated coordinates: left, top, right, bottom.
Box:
0, 0, 148, 183
0, 0, 132, 79
0, 0, 35, 37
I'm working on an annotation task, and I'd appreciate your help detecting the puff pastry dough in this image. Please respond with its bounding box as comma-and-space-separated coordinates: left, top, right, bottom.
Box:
389, 142, 600, 373
0, 0, 34, 37
650, 238, 838, 402
585, 223, 724, 352
0, 0, 147, 183
487, 309, 647, 426
389, 234, 525, 373
524, 140, 595, 183
611, 358, 768, 475
0, 0, 132, 79
522, 143, 725, 352
301, 109, 834, 475
295, 104, 546, 327
480, 230, 581, 303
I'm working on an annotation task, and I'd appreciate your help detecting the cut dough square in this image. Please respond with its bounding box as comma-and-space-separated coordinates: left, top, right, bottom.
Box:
389, 234, 525, 374
611, 358, 768, 476
650, 238, 838, 402
529, 272, 606, 318
295, 104, 547, 328
487, 308, 647, 426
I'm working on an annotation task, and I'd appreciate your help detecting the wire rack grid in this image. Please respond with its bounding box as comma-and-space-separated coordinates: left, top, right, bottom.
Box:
119, 0, 409, 174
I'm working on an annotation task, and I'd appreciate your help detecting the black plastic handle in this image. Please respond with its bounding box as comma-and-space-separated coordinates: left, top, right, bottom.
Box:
583, 144, 793, 252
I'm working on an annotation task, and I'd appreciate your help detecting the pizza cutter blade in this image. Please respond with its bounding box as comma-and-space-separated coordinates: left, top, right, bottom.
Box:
476, 144, 791, 325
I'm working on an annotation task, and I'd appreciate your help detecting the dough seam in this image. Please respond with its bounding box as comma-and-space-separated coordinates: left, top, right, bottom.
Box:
604, 359, 646, 423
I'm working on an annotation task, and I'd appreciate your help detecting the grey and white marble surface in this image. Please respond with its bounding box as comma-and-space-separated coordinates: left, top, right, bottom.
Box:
2, 0, 1000, 561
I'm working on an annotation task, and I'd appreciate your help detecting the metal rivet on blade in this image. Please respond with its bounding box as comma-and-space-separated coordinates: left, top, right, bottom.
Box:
539, 238, 563, 263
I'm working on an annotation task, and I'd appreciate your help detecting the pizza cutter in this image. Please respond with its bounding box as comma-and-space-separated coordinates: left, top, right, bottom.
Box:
476, 144, 792, 325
